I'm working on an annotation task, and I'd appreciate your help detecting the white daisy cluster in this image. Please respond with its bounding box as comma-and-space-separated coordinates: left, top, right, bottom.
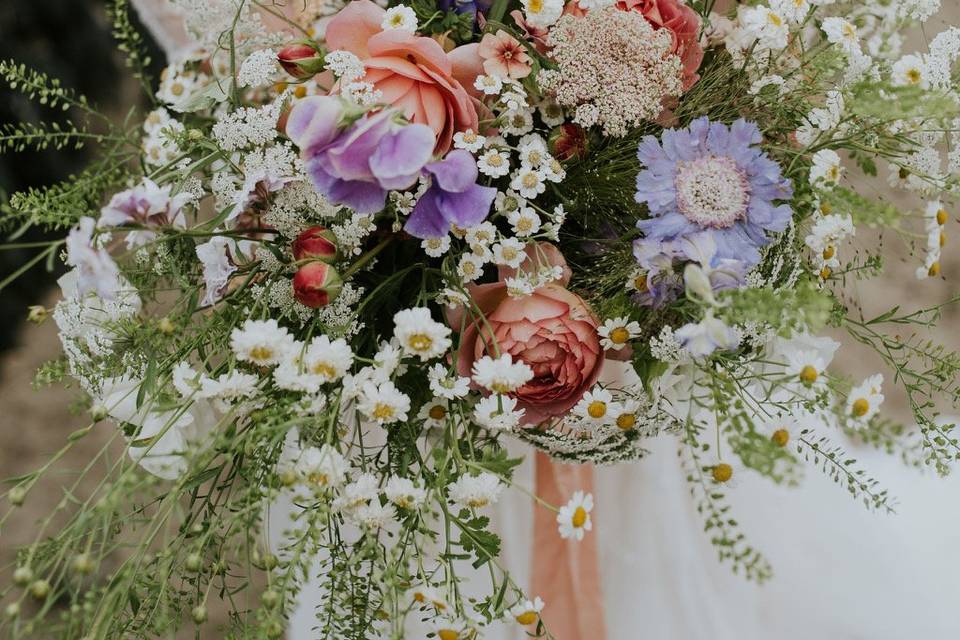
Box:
142, 108, 184, 167
804, 210, 855, 280
916, 199, 948, 280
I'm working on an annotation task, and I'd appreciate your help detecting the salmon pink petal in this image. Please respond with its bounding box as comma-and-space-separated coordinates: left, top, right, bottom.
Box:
324, 0, 385, 58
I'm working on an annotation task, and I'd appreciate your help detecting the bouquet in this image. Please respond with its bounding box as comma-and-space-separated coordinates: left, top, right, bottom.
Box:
2, 0, 960, 636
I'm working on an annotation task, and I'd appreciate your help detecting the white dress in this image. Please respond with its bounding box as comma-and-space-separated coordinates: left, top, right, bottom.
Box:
131, 5, 960, 637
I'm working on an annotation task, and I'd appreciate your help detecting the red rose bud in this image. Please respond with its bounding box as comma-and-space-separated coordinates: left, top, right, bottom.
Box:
277, 42, 325, 80
549, 123, 588, 162
292, 226, 339, 263
293, 262, 343, 308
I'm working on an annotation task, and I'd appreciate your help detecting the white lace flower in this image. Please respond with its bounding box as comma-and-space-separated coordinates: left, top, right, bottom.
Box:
238, 48, 278, 87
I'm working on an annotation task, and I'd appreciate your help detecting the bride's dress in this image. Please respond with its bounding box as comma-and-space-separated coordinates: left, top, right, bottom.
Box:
132, 3, 960, 637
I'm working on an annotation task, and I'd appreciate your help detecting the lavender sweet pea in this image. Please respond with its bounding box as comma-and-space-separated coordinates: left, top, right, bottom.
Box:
286, 96, 435, 214
404, 150, 497, 239
634, 117, 793, 267
288, 96, 495, 238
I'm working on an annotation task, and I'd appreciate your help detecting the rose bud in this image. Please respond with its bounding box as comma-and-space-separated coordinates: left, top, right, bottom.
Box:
292, 261, 343, 308
277, 42, 325, 80
549, 123, 588, 161
292, 226, 339, 263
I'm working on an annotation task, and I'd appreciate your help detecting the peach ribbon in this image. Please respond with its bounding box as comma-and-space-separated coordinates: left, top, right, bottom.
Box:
532, 451, 607, 640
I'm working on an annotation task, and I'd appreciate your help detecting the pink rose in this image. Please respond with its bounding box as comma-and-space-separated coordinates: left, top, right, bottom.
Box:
450, 243, 603, 425
325, 0, 482, 154
616, 0, 704, 90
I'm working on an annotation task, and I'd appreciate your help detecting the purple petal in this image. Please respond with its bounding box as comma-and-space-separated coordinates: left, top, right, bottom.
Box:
424, 150, 478, 193
287, 96, 343, 153
435, 183, 496, 227
405, 190, 450, 239
323, 110, 395, 182
326, 179, 388, 214
370, 123, 435, 190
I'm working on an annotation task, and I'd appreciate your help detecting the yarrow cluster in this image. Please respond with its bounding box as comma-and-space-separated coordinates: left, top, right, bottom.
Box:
3, 0, 960, 637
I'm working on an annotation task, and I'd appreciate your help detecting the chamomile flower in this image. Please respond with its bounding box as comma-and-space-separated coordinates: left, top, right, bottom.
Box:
770, 0, 810, 23
465, 221, 498, 248
351, 502, 394, 529
474, 74, 504, 95
710, 462, 736, 485
505, 276, 535, 298
783, 349, 831, 391
809, 149, 843, 187
410, 586, 449, 612
741, 6, 790, 51
474, 394, 525, 431
422, 235, 451, 257
847, 374, 884, 425
393, 307, 452, 361
509, 597, 545, 626
501, 108, 535, 136
231, 319, 295, 366
892, 54, 929, 89
358, 380, 411, 425
428, 364, 471, 400
295, 444, 349, 491
374, 341, 404, 376
381, 5, 418, 31
522, 0, 563, 29
510, 167, 547, 199
418, 398, 450, 428
507, 207, 542, 237
613, 399, 642, 431
517, 135, 549, 167
597, 317, 642, 351
453, 129, 486, 153
438, 288, 470, 309
447, 472, 504, 510
385, 476, 427, 510
334, 473, 379, 512
492, 238, 527, 268
537, 97, 565, 127
472, 354, 534, 393
821, 17, 861, 55
457, 254, 486, 282
573, 388, 616, 425
556, 491, 593, 541
477, 148, 511, 177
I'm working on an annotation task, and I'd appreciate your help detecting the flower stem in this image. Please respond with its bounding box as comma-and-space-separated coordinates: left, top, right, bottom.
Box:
342, 234, 395, 279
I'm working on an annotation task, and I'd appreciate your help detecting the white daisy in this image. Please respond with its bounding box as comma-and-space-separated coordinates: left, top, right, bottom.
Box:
350, 501, 394, 529
472, 354, 534, 393
357, 381, 411, 425
892, 54, 929, 89
821, 17, 861, 55
507, 206, 542, 237
230, 319, 295, 367
381, 5, 418, 32
453, 129, 486, 153
474, 74, 504, 95
418, 397, 450, 428
556, 491, 593, 541
847, 374, 884, 425
517, 135, 549, 167
422, 235, 451, 257
465, 221, 498, 248
510, 167, 547, 199
393, 307, 452, 361
473, 394, 525, 431
809, 149, 843, 187
501, 108, 534, 136
537, 97, 565, 127
447, 472, 504, 510
508, 597, 545, 626
741, 6, 790, 51
505, 276, 535, 298
385, 476, 427, 510
477, 148, 511, 177
522, 0, 563, 29
597, 317, 642, 351
428, 363, 471, 400
573, 388, 616, 425
295, 444, 349, 491
492, 238, 528, 268
457, 254, 486, 282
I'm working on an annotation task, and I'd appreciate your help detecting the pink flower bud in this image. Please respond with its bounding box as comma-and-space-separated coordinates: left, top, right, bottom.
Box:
277, 42, 324, 80
292, 262, 343, 308
292, 226, 339, 263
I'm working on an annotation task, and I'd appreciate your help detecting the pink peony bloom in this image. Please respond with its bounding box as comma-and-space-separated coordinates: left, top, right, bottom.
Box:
478, 30, 532, 79
616, 0, 704, 90
449, 243, 603, 425
325, 0, 482, 154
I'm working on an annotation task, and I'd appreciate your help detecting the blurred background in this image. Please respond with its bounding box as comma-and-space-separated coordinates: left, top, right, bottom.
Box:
1, 1, 960, 638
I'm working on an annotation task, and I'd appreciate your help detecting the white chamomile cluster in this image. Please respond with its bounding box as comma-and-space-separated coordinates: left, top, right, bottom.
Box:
916, 200, 948, 280
804, 209, 855, 281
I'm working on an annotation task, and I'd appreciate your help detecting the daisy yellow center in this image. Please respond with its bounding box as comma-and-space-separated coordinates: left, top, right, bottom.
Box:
767, 11, 783, 27
842, 23, 856, 39
820, 266, 832, 279
171, 82, 184, 96
799, 365, 818, 385
522, 173, 539, 188
940, 231, 946, 247
828, 165, 840, 181
426, 239, 443, 250
467, 497, 490, 508
906, 68, 922, 84
389, 14, 405, 26
408, 333, 433, 352
461, 261, 477, 276
428, 405, 447, 420
937, 208, 948, 225
851, 398, 870, 417
516, 217, 533, 233
820, 201, 833, 214
312, 362, 337, 378
572, 506, 588, 528
294, 85, 308, 98
712, 463, 733, 483
529, 0, 543, 13
633, 273, 648, 292
501, 247, 519, 261
463, 131, 477, 143
609, 327, 631, 344
438, 631, 459, 640
675, 155, 751, 229
491, 382, 512, 393
587, 401, 607, 419
373, 403, 396, 420
431, 599, 447, 611
772, 428, 789, 447
487, 154, 504, 167
929, 261, 941, 277
616, 413, 636, 430
822, 245, 835, 260
527, 151, 543, 164
307, 472, 329, 486
250, 346, 274, 361
515, 611, 538, 625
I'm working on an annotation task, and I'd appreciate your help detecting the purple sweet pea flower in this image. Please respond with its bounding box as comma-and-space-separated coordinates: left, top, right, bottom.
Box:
99, 178, 191, 248
404, 150, 497, 239
634, 117, 793, 267
286, 96, 435, 214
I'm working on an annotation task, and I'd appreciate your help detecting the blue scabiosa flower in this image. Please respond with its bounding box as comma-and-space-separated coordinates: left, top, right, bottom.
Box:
634, 117, 793, 266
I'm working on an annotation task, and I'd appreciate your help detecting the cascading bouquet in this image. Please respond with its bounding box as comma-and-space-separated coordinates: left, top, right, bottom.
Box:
3, 0, 960, 636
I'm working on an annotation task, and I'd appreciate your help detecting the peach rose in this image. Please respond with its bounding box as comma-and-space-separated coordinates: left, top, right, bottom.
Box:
325, 0, 482, 154
450, 243, 603, 425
